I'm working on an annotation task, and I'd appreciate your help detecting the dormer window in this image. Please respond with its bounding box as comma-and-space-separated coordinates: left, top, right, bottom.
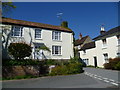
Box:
102, 39, 107, 48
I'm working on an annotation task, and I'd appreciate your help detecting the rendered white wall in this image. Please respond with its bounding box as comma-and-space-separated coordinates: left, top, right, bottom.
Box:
79, 35, 119, 67
2, 24, 74, 60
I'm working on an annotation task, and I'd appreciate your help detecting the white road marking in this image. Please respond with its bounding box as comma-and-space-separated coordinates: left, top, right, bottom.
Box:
110, 82, 118, 86
84, 72, 119, 86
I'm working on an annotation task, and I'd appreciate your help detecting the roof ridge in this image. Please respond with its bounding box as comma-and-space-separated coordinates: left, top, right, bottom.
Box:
2, 17, 72, 32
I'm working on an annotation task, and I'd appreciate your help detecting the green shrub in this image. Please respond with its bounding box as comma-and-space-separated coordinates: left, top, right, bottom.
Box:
103, 63, 112, 69
67, 63, 83, 74
69, 56, 79, 63
87, 65, 95, 67
3, 59, 44, 66
104, 58, 120, 70
50, 63, 83, 76
8, 42, 32, 60
114, 61, 120, 70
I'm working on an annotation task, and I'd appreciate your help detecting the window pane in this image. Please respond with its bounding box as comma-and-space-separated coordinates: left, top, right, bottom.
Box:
52, 31, 61, 40
12, 26, 22, 37
52, 46, 61, 55
35, 29, 41, 38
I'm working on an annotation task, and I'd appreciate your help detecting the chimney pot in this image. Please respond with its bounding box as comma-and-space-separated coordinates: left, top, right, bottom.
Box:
79, 33, 82, 39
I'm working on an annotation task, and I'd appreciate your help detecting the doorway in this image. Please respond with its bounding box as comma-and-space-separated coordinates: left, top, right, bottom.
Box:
94, 56, 97, 68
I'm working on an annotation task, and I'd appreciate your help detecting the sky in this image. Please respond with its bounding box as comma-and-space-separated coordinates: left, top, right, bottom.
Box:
5, 2, 118, 39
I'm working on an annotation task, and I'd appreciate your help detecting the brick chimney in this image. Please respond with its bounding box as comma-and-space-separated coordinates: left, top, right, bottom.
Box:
100, 25, 106, 35
79, 33, 82, 39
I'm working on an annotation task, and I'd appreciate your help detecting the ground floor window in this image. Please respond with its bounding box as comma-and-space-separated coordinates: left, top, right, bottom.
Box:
83, 59, 89, 66
52, 46, 61, 55
103, 53, 109, 63
117, 52, 120, 57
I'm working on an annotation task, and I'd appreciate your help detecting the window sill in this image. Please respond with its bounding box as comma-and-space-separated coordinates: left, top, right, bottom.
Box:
102, 46, 107, 49
12, 36, 23, 38
35, 38, 42, 40
52, 54, 62, 56
52, 40, 62, 42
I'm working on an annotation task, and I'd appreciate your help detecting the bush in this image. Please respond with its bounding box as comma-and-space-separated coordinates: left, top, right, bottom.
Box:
104, 57, 120, 70
114, 61, 120, 70
3, 59, 44, 66
69, 56, 79, 63
50, 63, 83, 76
87, 65, 95, 67
8, 42, 32, 60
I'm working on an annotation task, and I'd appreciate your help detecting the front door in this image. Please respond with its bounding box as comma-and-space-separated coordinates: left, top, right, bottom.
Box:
94, 57, 97, 68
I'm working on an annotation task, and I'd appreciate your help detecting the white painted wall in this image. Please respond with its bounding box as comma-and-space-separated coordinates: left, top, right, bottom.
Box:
2, 24, 74, 60
79, 35, 119, 67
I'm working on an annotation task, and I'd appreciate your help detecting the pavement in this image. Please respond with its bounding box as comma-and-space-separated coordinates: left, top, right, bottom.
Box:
1, 67, 120, 88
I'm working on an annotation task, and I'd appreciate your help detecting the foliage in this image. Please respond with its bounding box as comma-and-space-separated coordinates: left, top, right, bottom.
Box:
50, 63, 83, 76
69, 56, 79, 63
8, 43, 32, 60
114, 61, 120, 70
2, 2, 16, 17
87, 65, 95, 67
2, 59, 42, 66
104, 57, 120, 70
38, 46, 50, 52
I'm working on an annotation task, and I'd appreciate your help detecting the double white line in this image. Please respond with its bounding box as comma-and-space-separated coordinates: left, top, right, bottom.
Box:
84, 72, 120, 86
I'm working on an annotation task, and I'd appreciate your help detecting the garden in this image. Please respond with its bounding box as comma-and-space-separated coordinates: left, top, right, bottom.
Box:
103, 57, 120, 70
2, 42, 84, 80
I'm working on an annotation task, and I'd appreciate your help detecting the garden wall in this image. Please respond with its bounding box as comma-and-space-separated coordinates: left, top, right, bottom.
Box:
2, 65, 48, 78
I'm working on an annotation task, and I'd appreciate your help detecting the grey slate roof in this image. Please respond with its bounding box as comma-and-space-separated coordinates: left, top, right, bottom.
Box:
79, 41, 95, 51
74, 36, 89, 46
93, 26, 120, 41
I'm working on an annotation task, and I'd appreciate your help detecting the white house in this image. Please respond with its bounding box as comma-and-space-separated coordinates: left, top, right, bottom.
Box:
2, 17, 74, 60
79, 26, 120, 67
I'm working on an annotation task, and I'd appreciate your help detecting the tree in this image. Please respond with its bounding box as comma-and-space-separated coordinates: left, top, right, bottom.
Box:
8, 42, 32, 60
2, 2, 16, 17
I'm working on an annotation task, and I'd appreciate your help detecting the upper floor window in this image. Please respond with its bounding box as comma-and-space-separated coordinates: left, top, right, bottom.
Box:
52, 45, 61, 55
52, 31, 61, 41
11, 26, 23, 37
116, 35, 120, 45
103, 53, 109, 63
117, 52, 120, 57
35, 28, 41, 39
102, 39, 107, 47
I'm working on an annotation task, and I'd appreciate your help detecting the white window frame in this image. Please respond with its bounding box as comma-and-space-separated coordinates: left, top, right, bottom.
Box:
52, 45, 61, 55
103, 53, 109, 63
117, 35, 120, 45
102, 39, 107, 48
11, 26, 23, 37
52, 31, 61, 41
35, 28, 42, 39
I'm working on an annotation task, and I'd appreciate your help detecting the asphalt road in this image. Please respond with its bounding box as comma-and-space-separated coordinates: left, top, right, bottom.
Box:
2, 72, 117, 88
84, 67, 119, 82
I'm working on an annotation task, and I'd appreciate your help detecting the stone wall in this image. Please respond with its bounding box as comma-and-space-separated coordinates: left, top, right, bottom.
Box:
2, 65, 48, 78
